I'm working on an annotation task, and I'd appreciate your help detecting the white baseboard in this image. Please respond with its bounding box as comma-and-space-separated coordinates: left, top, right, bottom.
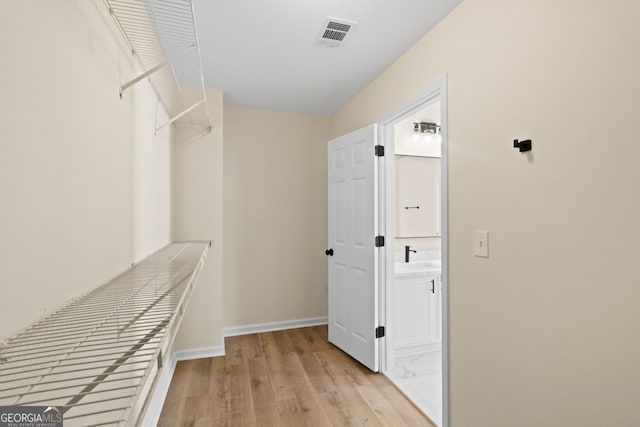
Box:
223, 316, 328, 337
174, 345, 226, 361
143, 317, 327, 426
142, 345, 224, 427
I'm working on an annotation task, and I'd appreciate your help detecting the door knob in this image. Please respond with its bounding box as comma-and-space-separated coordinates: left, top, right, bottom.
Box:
325, 248, 334, 256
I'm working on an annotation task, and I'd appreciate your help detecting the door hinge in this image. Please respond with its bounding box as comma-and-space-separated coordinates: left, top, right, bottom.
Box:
375, 236, 385, 247
375, 326, 385, 338
375, 145, 384, 156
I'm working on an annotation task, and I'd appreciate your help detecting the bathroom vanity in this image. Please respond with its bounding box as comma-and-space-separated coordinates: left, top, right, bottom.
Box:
390, 251, 444, 426
393, 251, 442, 357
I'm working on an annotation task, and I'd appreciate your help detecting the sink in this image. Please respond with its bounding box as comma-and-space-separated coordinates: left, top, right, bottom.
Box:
395, 260, 441, 274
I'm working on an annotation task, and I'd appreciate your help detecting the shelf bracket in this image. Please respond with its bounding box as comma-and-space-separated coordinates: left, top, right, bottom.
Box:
120, 61, 167, 98
156, 99, 206, 132
119, 45, 196, 98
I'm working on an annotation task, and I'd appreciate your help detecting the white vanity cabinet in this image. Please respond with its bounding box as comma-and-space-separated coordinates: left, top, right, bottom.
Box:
394, 272, 441, 353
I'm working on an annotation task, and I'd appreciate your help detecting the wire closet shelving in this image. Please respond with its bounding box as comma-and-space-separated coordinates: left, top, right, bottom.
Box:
0, 241, 210, 426
105, 0, 211, 134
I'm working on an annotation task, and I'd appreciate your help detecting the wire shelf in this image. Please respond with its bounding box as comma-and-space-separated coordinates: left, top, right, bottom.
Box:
0, 241, 210, 426
105, 0, 211, 132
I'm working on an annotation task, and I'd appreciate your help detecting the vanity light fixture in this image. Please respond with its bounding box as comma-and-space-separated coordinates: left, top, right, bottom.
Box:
412, 122, 421, 141
412, 122, 441, 143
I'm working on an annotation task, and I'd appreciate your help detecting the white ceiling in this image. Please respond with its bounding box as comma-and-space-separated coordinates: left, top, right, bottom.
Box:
192, 0, 463, 115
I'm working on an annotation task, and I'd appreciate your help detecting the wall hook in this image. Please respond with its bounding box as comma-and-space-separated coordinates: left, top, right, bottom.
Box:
513, 139, 532, 152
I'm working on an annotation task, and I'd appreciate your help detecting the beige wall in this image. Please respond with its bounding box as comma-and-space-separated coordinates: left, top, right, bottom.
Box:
171, 89, 224, 351
223, 107, 330, 327
333, 0, 640, 425
132, 82, 172, 262
0, 1, 171, 340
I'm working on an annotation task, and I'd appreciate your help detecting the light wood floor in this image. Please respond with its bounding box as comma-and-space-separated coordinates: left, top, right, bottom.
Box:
158, 325, 434, 426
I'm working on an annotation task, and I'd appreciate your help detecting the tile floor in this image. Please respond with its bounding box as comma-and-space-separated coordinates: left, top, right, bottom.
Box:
388, 350, 443, 426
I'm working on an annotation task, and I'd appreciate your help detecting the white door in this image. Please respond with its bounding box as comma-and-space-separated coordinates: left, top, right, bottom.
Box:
327, 124, 379, 372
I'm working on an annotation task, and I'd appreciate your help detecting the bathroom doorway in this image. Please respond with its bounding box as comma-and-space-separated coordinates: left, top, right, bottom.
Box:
378, 77, 448, 426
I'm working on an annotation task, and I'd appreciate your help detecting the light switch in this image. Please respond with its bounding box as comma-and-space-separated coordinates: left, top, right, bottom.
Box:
474, 230, 489, 257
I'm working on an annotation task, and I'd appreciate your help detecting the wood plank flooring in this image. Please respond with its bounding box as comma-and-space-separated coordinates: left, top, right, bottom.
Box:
158, 325, 434, 426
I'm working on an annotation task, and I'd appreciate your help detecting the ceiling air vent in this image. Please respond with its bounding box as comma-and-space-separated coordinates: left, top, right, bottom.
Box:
318, 17, 357, 48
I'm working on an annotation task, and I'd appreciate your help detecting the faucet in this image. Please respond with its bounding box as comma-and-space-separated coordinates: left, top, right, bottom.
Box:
405, 245, 417, 263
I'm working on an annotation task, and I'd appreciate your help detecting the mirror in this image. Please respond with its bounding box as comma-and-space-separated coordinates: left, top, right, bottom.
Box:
395, 155, 441, 238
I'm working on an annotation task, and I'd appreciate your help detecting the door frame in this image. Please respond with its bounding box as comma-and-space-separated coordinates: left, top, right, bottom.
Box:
377, 75, 449, 426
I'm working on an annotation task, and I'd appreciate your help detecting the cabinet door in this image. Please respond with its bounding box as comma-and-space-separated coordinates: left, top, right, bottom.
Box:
394, 276, 430, 348
394, 274, 441, 348
395, 156, 441, 237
